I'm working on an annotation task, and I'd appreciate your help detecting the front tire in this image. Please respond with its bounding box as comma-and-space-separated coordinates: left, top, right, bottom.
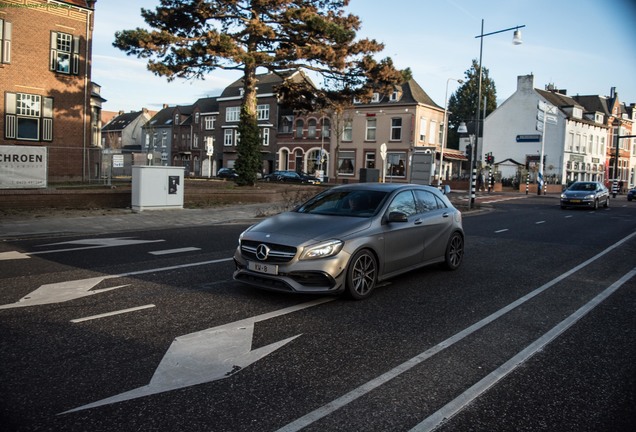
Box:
443, 232, 464, 270
346, 249, 377, 300
604, 197, 610, 208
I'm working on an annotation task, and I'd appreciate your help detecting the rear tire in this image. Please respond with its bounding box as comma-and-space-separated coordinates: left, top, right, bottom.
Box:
443, 232, 464, 270
346, 249, 377, 300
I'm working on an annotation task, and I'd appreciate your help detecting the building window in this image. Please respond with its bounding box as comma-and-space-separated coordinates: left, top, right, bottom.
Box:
387, 152, 406, 178
194, 112, 200, 124
257, 104, 269, 120
50, 31, 79, 75
1, 19, 12, 64
307, 119, 317, 138
338, 150, 355, 175
193, 134, 199, 148
224, 129, 234, 146
261, 127, 270, 146
390, 91, 399, 102
365, 152, 375, 169
322, 118, 330, 138
205, 116, 216, 130
366, 117, 376, 141
226, 106, 240, 122
342, 119, 352, 141
161, 132, 167, 148
428, 121, 437, 144
4, 93, 53, 141
419, 117, 427, 142
280, 115, 293, 133
295, 119, 304, 138
371, 93, 380, 103
391, 118, 402, 141
174, 113, 180, 124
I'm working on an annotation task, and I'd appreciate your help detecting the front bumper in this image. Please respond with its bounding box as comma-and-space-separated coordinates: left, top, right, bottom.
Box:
233, 248, 350, 295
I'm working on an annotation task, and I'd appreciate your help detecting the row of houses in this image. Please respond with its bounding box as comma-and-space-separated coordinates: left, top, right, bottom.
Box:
103, 71, 635, 191
103, 70, 468, 183
482, 75, 635, 190
1, 0, 634, 191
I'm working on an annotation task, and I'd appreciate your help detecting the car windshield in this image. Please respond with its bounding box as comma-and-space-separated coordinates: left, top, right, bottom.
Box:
296, 189, 389, 217
570, 182, 596, 191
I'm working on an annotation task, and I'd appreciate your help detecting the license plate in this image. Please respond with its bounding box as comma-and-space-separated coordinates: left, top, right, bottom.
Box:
570, 199, 581, 203
248, 261, 278, 275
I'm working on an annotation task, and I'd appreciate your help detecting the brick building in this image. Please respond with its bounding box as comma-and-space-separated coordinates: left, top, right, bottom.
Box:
0, 0, 97, 183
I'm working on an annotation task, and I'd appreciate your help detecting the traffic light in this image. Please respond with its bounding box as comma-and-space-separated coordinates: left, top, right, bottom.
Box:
485, 153, 489, 164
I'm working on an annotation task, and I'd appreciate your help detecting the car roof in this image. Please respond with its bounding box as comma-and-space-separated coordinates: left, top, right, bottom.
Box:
330, 183, 440, 193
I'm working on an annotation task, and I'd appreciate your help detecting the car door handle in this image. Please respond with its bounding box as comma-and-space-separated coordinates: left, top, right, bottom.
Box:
442, 212, 450, 218
414, 218, 423, 225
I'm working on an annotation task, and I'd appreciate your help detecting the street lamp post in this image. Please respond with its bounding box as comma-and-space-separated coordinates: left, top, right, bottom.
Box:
469, 19, 525, 209
438, 78, 464, 189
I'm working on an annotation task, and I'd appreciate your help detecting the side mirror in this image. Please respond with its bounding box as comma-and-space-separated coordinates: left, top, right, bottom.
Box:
442, 185, 451, 195
388, 211, 408, 223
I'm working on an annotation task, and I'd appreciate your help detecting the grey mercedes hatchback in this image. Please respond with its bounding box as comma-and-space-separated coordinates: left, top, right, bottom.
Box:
233, 183, 464, 299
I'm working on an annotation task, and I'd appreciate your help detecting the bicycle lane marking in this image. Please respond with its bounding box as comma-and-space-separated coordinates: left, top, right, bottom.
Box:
276, 231, 636, 432
411, 266, 636, 432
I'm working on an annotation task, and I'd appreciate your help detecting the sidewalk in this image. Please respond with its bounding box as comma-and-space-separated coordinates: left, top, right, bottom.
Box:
0, 203, 278, 240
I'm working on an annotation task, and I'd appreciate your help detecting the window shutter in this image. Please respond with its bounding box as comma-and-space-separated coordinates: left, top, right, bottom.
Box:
50, 32, 58, 71
72, 35, 80, 75
1, 20, 11, 64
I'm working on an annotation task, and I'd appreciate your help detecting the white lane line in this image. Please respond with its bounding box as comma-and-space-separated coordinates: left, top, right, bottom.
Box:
494, 229, 509, 233
149, 247, 201, 256
71, 304, 156, 323
411, 267, 636, 432
535, 220, 546, 224
276, 232, 636, 432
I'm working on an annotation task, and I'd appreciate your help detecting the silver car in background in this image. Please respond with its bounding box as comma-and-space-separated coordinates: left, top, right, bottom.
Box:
560, 181, 610, 209
233, 183, 464, 300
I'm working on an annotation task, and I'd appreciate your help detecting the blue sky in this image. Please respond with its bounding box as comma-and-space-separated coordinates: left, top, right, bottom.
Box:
92, 0, 636, 113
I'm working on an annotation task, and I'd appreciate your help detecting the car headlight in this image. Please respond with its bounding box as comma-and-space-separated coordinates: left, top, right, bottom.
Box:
560, 193, 566, 199
300, 240, 344, 260
585, 194, 594, 199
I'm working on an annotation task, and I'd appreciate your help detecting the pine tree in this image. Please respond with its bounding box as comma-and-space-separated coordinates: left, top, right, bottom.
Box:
446, 59, 497, 150
114, 0, 403, 185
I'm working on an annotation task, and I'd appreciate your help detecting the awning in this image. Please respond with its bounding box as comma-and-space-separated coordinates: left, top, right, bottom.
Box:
442, 152, 468, 161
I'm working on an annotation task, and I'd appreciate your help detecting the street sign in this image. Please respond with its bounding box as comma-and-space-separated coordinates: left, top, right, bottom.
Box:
538, 100, 557, 114
380, 143, 387, 161
537, 111, 558, 125
112, 154, 124, 168
516, 134, 541, 142
536, 121, 544, 132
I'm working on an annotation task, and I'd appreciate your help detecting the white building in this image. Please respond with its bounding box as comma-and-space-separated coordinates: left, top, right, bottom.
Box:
483, 75, 608, 186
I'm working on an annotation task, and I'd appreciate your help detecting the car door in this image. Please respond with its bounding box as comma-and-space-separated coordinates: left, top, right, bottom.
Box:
382, 190, 427, 275
413, 189, 454, 262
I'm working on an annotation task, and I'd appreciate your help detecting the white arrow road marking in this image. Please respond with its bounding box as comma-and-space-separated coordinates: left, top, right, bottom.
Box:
61, 297, 335, 414
0, 276, 128, 309
0, 238, 166, 261
0, 257, 233, 310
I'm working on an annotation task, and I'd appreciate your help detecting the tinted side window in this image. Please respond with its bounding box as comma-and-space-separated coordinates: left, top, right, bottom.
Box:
414, 190, 442, 212
388, 191, 417, 216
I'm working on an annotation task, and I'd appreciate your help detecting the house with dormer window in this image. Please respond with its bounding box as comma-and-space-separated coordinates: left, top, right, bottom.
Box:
483, 75, 610, 190
0, 0, 98, 184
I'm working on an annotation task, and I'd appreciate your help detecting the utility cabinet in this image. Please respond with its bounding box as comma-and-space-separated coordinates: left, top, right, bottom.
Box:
132, 166, 185, 212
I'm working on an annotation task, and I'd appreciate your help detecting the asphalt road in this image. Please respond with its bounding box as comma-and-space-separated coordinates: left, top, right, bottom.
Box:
0, 195, 635, 431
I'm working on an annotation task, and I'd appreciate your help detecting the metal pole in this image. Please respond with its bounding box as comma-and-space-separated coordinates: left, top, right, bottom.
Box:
538, 104, 547, 195
470, 19, 485, 209
612, 122, 619, 197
